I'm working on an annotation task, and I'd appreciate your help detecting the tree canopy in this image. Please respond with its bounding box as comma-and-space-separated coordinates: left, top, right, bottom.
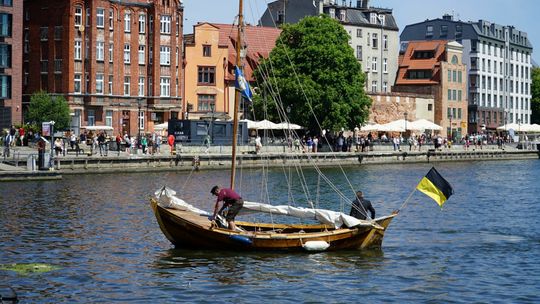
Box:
253, 15, 371, 132
26, 91, 71, 131
531, 67, 540, 124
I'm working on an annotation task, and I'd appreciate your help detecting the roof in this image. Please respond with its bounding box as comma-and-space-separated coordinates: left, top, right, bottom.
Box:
212, 23, 281, 81
395, 40, 449, 86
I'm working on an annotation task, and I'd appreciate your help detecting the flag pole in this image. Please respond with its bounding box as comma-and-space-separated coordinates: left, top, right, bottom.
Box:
398, 187, 417, 211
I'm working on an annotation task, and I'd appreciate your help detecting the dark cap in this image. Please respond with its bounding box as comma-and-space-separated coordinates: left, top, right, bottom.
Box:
211, 185, 219, 195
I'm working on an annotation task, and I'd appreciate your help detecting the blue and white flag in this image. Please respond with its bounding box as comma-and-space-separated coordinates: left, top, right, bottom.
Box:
234, 66, 253, 102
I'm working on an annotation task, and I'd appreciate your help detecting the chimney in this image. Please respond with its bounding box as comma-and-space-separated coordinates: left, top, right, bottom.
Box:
356, 0, 368, 8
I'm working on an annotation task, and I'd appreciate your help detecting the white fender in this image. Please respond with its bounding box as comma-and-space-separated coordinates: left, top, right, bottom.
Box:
302, 241, 330, 251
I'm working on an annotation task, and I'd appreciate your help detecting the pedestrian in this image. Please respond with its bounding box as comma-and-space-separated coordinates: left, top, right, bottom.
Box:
210, 185, 244, 231
168, 134, 175, 155
255, 135, 262, 154
37, 135, 46, 170
70, 130, 77, 150
349, 190, 376, 220
141, 135, 148, 154
116, 133, 122, 156
98, 132, 107, 156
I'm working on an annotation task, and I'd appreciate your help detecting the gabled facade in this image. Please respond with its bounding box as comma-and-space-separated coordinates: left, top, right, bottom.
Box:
401, 14, 533, 133
259, 0, 399, 93
393, 40, 468, 139
23, 0, 184, 136
183, 23, 280, 120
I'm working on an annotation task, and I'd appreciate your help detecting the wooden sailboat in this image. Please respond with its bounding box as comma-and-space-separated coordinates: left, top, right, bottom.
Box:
150, 0, 397, 251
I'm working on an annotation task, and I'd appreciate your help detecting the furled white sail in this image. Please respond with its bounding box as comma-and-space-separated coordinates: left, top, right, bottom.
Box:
155, 187, 382, 230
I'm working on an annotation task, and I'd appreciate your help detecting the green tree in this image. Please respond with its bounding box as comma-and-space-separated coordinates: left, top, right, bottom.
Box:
253, 15, 371, 132
26, 91, 71, 131
531, 67, 540, 124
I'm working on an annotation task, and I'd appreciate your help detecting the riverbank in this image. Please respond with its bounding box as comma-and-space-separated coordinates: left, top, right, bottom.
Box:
0, 143, 538, 181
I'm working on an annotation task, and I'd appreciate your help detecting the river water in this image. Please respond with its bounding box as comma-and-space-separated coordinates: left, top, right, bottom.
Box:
1, 160, 539, 303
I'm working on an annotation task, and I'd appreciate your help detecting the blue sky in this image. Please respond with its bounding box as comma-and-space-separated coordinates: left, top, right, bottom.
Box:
183, 0, 539, 63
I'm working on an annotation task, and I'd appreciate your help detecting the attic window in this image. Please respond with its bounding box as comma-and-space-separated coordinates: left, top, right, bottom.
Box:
413, 51, 434, 59
407, 70, 432, 79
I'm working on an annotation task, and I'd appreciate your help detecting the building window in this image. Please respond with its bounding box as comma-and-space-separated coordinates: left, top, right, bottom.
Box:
458, 90, 462, 101
447, 70, 451, 82
96, 73, 104, 94
383, 81, 387, 93
0, 44, 11, 68
458, 71, 462, 83
86, 8, 90, 27
74, 40, 82, 60
197, 94, 215, 111
160, 15, 171, 34
87, 109, 95, 126
371, 33, 378, 49
74, 74, 81, 93
0, 74, 10, 98
371, 57, 377, 72
356, 28, 362, 38
428, 104, 433, 111
371, 81, 377, 92
40, 27, 48, 40
0, 0, 12, 6
124, 11, 131, 32
448, 89, 452, 100
456, 25, 462, 37
383, 35, 388, 50
74, 6, 82, 27
138, 76, 145, 96
160, 46, 170, 65
96, 41, 104, 61
124, 44, 130, 63
138, 45, 145, 65
440, 25, 448, 37
356, 45, 362, 60
383, 58, 387, 73
160, 77, 170, 97
370, 13, 377, 24
96, 8, 105, 28
452, 70, 456, 82
54, 26, 62, 40
139, 14, 146, 34
123, 76, 130, 95
426, 25, 433, 37
105, 110, 113, 127
203, 45, 211, 57
407, 70, 432, 79
109, 43, 113, 62
109, 9, 114, 31
108, 75, 113, 95
198, 66, 215, 85
0, 13, 11, 37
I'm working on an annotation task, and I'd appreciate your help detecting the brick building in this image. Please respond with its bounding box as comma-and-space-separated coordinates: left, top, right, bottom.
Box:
0, 0, 22, 129
23, 0, 184, 136
393, 40, 468, 139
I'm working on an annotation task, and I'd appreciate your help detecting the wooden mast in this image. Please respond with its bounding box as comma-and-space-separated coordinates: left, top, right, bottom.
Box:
230, 0, 243, 190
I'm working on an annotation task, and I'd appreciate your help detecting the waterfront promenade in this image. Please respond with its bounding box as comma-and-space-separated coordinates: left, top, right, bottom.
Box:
1, 141, 538, 181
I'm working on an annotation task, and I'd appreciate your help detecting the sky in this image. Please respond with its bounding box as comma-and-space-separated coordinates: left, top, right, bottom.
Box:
182, 0, 539, 63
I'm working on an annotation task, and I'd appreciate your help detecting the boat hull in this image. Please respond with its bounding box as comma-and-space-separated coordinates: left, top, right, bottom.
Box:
151, 199, 396, 251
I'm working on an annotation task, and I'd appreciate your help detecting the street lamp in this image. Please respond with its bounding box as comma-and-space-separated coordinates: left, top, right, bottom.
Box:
448, 113, 453, 141
209, 103, 215, 144
49, 120, 55, 169
137, 98, 143, 145
286, 105, 291, 138
404, 112, 408, 137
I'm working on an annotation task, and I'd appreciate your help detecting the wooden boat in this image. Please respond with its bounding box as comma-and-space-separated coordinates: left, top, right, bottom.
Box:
150, 0, 398, 252
151, 198, 397, 251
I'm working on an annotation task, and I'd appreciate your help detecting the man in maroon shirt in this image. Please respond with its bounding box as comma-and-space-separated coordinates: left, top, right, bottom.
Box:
211, 185, 244, 231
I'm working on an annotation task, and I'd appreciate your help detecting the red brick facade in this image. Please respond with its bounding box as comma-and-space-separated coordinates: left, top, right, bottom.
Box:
23, 0, 183, 136
0, 0, 22, 128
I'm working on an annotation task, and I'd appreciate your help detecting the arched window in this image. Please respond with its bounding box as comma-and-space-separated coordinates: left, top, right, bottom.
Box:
451, 55, 458, 64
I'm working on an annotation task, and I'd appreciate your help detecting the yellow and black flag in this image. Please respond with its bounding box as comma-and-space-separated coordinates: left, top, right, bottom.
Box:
416, 167, 454, 207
